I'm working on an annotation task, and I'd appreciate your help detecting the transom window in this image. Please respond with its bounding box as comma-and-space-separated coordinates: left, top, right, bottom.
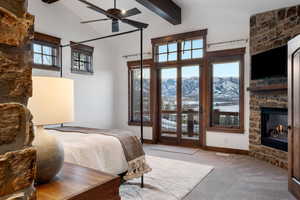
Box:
154, 37, 204, 63
181, 39, 204, 60
32, 32, 61, 71
71, 42, 94, 74
157, 42, 178, 62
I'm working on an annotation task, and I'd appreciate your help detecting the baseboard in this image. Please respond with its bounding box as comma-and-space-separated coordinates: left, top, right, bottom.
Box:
204, 146, 249, 155
143, 141, 249, 155
143, 139, 154, 144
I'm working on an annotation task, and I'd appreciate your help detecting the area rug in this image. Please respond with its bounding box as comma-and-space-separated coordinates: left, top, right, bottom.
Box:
120, 156, 214, 200
150, 145, 200, 155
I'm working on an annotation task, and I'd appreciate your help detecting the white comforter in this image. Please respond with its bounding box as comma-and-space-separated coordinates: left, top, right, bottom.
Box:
48, 130, 129, 175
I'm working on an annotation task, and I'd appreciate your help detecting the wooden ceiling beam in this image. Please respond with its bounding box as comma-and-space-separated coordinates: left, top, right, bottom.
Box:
42, 0, 181, 25
41, 0, 60, 4
135, 0, 181, 25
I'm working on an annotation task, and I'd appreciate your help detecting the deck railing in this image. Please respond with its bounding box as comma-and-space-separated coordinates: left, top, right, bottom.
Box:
212, 109, 239, 128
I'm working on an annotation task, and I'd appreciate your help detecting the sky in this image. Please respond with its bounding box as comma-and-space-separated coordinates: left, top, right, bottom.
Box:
213, 62, 240, 77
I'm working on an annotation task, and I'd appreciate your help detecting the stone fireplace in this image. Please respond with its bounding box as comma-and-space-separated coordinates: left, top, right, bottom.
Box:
249, 4, 300, 169
249, 82, 288, 169
261, 107, 288, 152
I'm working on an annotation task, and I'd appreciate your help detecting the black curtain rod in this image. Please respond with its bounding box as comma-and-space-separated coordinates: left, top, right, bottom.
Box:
60, 29, 140, 48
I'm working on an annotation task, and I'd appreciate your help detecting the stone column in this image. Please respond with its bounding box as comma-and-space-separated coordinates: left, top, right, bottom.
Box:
0, 0, 36, 199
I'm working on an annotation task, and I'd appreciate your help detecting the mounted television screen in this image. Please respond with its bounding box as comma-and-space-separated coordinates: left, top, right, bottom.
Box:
251, 45, 287, 80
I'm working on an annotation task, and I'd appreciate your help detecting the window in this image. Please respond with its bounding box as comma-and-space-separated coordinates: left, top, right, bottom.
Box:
71, 42, 94, 74
128, 59, 153, 126
156, 42, 178, 62
208, 48, 245, 133
32, 32, 61, 71
181, 39, 204, 60
153, 30, 206, 64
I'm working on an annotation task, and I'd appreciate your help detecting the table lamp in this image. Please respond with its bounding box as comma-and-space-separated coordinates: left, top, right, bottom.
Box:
28, 76, 74, 184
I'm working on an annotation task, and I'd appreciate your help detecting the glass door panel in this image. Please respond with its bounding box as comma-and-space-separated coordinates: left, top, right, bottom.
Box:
161, 68, 177, 111
160, 68, 177, 138
181, 66, 200, 141
161, 113, 177, 137
158, 65, 202, 144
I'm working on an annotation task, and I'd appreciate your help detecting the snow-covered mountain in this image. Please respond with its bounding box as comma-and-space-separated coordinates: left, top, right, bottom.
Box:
160, 77, 239, 100
213, 77, 239, 100
133, 77, 239, 101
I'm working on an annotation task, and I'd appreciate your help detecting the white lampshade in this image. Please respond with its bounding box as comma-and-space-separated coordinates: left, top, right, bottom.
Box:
28, 76, 74, 126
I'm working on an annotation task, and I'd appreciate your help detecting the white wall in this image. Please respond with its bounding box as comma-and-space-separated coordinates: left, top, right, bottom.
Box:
29, 0, 115, 129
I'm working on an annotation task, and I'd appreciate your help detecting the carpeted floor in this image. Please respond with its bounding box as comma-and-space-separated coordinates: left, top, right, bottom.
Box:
120, 156, 214, 200
150, 145, 199, 155
142, 144, 295, 200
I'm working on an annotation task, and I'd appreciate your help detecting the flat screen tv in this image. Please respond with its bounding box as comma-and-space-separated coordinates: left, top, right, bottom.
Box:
251, 45, 287, 80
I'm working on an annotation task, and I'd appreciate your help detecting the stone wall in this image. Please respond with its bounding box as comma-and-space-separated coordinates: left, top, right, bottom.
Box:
248, 4, 300, 169
250, 4, 300, 55
0, 0, 36, 199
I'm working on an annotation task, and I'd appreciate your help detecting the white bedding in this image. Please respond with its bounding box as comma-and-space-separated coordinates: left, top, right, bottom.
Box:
48, 130, 129, 175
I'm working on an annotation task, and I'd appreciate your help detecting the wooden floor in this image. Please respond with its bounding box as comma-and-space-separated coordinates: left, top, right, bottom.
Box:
143, 144, 295, 200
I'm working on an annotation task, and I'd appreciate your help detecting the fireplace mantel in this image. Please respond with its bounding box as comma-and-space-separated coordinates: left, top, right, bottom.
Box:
247, 84, 287, 93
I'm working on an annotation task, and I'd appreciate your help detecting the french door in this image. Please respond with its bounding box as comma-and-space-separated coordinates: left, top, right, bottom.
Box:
288, 35, 300, 199
158, 65, 203, 146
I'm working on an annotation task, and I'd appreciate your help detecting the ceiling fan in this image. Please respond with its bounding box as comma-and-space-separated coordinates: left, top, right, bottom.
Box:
78, 0, 149, 32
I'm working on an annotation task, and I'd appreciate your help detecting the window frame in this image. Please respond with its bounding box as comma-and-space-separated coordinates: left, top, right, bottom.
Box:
152, 30, 207, 67
70, 41, 94, 75
32, 32, 61, 71
151, 30, 207, 146
207, 48, 245, 134
127, 59, 154, 127
155, 42, 178, 63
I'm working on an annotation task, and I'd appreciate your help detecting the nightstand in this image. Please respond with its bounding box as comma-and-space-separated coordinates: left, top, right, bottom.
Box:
37, 163, 121, 200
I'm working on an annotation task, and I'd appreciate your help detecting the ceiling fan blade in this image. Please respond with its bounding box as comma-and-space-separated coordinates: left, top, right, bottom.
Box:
81, 18, 110, 24
112, 20, 119, 32
86, 6, 110, 16
121, 8, 141, 18
78, 0, 116, 18
121, 19, 149, 29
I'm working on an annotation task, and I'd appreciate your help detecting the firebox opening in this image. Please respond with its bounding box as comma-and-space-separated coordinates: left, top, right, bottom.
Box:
261, 107, 288, 152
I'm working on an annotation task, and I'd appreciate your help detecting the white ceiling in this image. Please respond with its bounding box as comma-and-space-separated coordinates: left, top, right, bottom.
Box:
56, 0, 300, 36
46, 0, 300, 56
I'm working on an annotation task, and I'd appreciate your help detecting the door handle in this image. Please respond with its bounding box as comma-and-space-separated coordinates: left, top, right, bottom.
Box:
288, 125, 292, 130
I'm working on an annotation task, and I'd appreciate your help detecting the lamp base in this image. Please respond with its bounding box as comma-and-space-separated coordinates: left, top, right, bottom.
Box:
33, 126, 64, 184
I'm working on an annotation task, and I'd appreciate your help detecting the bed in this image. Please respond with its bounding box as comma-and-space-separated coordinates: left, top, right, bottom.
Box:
47, 127, 151, 180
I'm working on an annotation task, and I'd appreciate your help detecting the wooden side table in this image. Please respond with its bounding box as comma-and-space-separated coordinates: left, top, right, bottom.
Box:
37, 163, 121, 200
